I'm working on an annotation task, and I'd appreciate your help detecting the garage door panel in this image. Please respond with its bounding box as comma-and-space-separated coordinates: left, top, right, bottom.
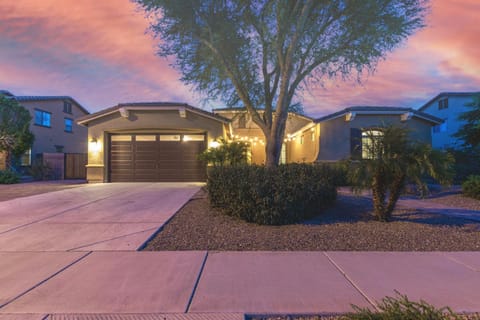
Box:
110, 134, 206, 182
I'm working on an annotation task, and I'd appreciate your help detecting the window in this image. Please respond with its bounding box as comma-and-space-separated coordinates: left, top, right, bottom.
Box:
34, 109, 51, 127
279, 143, 287, 164
361, 129, 383, 159
63, 101, 72, 114
433, 118, 448, 134
159, 135, 181, 141
183, 134, 205, 142
20, 148, 31, 166
300, 135, 304, 145
438, 98, 448, 110
64, 118, 73, 133
238, 114, 246, 128
311, 132, 315, 142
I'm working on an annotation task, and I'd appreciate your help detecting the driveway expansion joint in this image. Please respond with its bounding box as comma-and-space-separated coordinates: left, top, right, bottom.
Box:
185, 251, 209, 313
0, 251, 92, 310
323, 252, 378, 311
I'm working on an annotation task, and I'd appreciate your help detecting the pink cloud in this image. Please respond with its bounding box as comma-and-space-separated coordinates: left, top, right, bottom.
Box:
0, 0, 479, 116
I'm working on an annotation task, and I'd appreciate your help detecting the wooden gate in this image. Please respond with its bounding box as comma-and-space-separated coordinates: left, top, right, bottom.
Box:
65, 153, 87, 179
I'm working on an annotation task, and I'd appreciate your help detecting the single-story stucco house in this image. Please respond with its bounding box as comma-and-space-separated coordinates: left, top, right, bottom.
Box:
78, 102, 442, 183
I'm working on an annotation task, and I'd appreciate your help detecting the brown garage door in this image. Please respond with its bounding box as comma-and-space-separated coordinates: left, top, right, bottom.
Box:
109, 134, 206, 182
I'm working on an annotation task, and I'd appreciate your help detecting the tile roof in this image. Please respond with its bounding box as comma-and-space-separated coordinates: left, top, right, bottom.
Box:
315, 106, 443, 124
213, 107, 314, 121
77, 102, 230, 125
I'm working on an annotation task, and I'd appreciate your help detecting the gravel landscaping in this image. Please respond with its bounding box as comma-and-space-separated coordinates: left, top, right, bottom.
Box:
144, 188, 480, 251
0, 180, 85, 202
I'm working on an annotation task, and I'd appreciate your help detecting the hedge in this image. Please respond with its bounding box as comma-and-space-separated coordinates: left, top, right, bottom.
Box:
0, 170, 20, 184
462, 175, 480, 200
206, 163, 338, 225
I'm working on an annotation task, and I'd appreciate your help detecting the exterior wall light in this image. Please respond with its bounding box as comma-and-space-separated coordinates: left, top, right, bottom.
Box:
89, 138, 101, 153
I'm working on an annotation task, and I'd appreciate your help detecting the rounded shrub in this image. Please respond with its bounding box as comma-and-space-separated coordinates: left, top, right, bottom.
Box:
0, 170, 20, 184
462, 175, 480, 200
206, 163, 338, 225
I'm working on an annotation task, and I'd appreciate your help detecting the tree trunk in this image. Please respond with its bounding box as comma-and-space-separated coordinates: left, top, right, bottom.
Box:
4, 150, 12, 171
385, 174, 406, 219
372, 167, 387, 221
264, 110, 288, 168
265, 136, 281, 167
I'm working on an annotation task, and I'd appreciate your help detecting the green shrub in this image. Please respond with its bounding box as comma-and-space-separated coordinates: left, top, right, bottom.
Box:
207, 163, 337, 225
344, 292, 470, 320
462, 175, 480, 200
198, 138, 249, 167
0, 169, 20, 184
448, 147, 480, 184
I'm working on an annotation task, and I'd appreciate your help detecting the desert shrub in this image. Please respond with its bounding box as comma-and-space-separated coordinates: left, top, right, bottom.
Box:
0, 169, 20, 184
29, 159, 54, 180
462, 175, 480, 200
448, 147, 480, 184
198, 138, 249, 167
207, 163, 337, 225
344, 292, 470, 320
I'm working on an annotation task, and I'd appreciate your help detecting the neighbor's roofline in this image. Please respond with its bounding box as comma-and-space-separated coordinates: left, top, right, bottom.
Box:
77, 102, 230, 125
418, 92, 479, 111
315, 106, 443, 124
14, 95, 90, 115
212, 107, 314, 121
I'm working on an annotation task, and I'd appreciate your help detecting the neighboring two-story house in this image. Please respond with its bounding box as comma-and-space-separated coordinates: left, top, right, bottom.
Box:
0, 90, 89, 169
418, 92, 478, 149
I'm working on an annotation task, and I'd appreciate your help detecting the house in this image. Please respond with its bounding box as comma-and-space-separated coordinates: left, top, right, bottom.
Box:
0, 90, 89, 171
79, 102, 441, 183
418, 92, 479, 149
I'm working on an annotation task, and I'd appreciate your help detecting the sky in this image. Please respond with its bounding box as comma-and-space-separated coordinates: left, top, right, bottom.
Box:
0, 0, 479, 118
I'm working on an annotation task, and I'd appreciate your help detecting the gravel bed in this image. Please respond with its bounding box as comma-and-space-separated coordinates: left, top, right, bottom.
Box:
425, 193, 480, 211
144, 188, 480, 251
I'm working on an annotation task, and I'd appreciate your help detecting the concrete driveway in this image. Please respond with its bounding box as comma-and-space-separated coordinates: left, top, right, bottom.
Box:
0, 183, 201, 251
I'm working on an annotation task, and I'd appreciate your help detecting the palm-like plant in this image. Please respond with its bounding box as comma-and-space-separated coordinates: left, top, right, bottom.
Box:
348, 125, 454, 221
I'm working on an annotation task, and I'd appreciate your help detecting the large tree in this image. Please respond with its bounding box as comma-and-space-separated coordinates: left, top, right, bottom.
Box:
0, 95, 34, 170
135, 0, 428, 166
454, 93, 480, 148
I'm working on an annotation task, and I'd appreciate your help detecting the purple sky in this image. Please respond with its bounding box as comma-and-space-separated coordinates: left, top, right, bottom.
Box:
1, 0, 479, 117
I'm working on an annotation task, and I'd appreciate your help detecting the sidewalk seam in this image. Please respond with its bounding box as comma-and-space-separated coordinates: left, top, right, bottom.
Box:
323, 252, 378, 311
185, 251, 209, 313
0, 251, 92, 309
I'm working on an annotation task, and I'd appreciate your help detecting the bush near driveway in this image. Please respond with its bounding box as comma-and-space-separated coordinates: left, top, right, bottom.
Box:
0, 169, 20, 184
463, 175, 480, 200
207, 163, 337, 225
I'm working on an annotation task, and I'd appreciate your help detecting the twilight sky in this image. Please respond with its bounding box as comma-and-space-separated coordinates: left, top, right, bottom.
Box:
0, 0, 479, 117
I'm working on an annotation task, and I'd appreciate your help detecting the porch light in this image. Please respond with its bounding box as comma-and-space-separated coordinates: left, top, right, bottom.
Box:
89, 138, 101, 153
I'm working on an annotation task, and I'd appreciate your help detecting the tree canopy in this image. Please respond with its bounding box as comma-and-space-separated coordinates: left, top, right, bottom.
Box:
454, 93, 480, 148
135, 0, 428, 166
0, 95, 34, 169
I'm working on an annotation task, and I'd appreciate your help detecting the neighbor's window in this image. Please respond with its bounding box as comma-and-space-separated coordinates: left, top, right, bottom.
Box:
64, 118, 73, 133
433, 118, 448, 134
63, 101, 72, 114
362, 129, 383, 159
34, 109, 51, 127
438, 98, 448, 110
20, 148, 31, 166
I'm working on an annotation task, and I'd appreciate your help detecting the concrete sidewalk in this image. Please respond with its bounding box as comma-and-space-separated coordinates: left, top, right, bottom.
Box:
1, 251, 479, 318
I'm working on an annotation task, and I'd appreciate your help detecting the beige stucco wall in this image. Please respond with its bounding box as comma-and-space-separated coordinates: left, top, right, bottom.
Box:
317, 114, 433, 161
287, 124, 320, 163
19, 99, 88, 159
83, 109, 227, 182
215, 109, 313, 164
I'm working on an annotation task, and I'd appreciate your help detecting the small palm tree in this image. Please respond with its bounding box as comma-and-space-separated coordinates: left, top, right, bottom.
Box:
348, 125, 454, 222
